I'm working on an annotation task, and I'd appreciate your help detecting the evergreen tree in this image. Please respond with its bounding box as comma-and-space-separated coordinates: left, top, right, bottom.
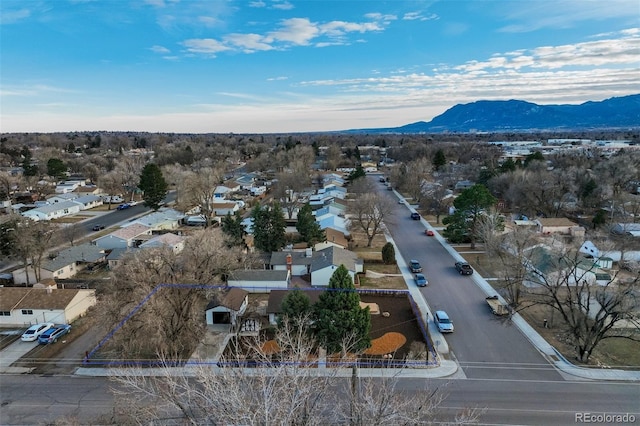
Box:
381, 242, 396, 265
278, 288, 312, 332
47, 158, 67, 180
442, 184, 497, 249
251, 203, 286, 252
312, 265, 371, 354
347, 165, 366, 183
138, 163, 168, 211
221, 211, 247, 247
432, 149, 446, 171
296, 203, 325, 246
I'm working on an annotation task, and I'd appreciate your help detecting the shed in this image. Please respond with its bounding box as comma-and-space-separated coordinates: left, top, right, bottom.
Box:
205, 288, 249, 325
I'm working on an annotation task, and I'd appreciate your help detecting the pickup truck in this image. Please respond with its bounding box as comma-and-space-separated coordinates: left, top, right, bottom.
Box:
486, 296, 509, 316
455, 261, 473, 275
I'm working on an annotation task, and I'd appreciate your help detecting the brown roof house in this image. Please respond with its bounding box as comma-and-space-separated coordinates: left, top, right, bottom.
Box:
205, 288, 249, 327
535, 218, 584, 237
0, 287, 96, 326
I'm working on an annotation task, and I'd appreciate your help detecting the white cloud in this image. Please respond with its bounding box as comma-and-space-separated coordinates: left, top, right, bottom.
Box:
197, 16, 218, 27
272, 1, 294, 10
266, 18, 319, 45
496, 1, 640, 33
224, 33, 273, 52
182, 38, 230, 55
143, 0, 166, 8
402, 12, 438, 21
319, 20, 383, 36
249, 1, 266, 7
267, 76, 289, 81
0, 8, 30, 24
150, 45, 170, 54
364, 12, 397, 22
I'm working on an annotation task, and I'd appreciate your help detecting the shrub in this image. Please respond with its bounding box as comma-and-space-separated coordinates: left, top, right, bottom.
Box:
381, 242, 396, 265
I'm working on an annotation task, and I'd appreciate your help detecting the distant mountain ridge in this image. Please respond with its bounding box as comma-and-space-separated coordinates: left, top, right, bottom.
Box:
350, 94, 640, 133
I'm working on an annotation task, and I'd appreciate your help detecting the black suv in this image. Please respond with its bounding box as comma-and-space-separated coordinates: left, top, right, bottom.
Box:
409, 259, 423, 273
455, 261, 473, 275
92, 224, 105, 231
411, 212, 420, 220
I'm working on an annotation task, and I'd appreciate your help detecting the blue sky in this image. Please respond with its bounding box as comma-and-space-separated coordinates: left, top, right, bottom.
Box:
1, 0, 639, 133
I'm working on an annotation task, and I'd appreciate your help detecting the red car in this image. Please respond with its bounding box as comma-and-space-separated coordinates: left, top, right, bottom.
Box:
425, 229, 435, 236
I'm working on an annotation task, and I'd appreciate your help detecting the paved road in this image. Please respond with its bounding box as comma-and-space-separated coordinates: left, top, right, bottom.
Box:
374, 176, 562, 381
1, 374, 638, 425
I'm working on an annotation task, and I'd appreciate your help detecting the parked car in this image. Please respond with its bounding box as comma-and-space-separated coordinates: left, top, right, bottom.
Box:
455, 261, 474, 275
116, 203, 131, 210
414, 273, 428, 287
92, 224, 105, 231
38, 324, 71, 344
411, 212, 420, 220
379, 177, 386, 183
21, 323, 55, 342
434, 311, 454, 333
409, 259, 423, 273
425, 229, 435, 236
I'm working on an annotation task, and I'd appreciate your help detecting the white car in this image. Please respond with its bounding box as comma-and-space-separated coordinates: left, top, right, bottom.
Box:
434, 311, 454, 333
21, 322, 55, 342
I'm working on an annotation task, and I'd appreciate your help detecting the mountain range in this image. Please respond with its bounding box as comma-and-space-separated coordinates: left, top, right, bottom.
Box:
350, 94, 640, 133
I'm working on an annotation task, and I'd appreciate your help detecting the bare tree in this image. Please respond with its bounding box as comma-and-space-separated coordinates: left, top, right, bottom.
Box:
98, 171, 124, 210
5, 219, 56, 285
347, 191, 395, 247
111, 316, 482, 425
401, 158, 433, 203
527, 250, 640, 363
61, 222, 83, 247
97, 228, 251, 359
177, 166, 225, 227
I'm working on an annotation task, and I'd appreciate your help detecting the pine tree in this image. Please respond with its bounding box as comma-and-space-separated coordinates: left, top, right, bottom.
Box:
221, 211, 246, 247
251, 203, 286, 252
138, 163, 168, 211
312, 265, 371, 354
381, 242, 395, 265
296, 203, 325, 246
278, 288, 312, 332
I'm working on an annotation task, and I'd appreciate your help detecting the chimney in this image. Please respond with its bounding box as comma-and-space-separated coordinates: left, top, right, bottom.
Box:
286, 254, 293, 273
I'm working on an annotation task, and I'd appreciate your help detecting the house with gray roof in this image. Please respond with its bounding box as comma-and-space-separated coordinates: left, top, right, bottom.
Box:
106, 247, 139, 269
47, 193, 80, 204
21, 200, 81, 221
227, 269, 290, 293
611, 223, 640, 237
139, 232, 185, 253
94, 223, 152, 249
129, 208, 184, 231
310, 246, 362, 287
11, 243, 107, 285
271, 249, 314, 276
71, 194, 103, 210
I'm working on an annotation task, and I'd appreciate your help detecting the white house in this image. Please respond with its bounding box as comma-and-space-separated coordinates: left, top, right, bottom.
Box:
47, 193, 80, 204
128, 208, 184, 231
212, 201, 239, 216
0, 287, 96, 326
214, 185, 234, 199
535, 218, 580, 235
93, 223, 152, 249
55, 182, 79, 194
71, 194, 103, 210
21, 201, 81, 221
227, 270, 290, 293
139, 233, 185, 253
310, 246, 363, 287
205, 287, 249, 325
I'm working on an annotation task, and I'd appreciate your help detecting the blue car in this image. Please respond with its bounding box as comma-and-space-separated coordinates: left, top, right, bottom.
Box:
116, 203, 131, 210
414, 273, 428, 287
38, 324, 71, 344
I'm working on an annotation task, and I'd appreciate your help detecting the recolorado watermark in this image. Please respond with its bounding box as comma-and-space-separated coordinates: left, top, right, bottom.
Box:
575, 413, 636, 423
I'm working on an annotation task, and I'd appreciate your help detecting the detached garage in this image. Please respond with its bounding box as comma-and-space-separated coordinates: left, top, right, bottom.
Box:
227, 270, 290, 293
205, 288, 249, 326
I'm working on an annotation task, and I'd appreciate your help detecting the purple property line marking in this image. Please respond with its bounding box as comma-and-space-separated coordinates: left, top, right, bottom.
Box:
83, 285, 437, 367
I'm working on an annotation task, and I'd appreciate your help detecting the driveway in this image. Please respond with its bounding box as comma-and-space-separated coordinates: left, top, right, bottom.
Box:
0, 336, 37, 373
